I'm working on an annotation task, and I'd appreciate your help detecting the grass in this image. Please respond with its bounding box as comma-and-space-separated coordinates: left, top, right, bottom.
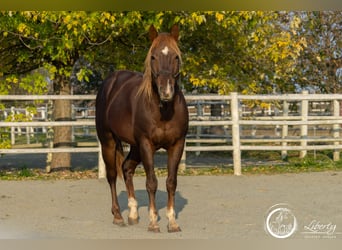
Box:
1, 152, 342, 180
0, 168, 99, 180
17, 166, 36, 177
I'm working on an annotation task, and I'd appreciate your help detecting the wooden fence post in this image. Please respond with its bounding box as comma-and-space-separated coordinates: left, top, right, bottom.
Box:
25, 108, 31, 145
282, 100, 289, 160
10, 107, 15, 145
300, 90, 308, 158
179, 149, 186, 172
196, 101, 202, 156
45, 99, 54, 173
230, 92, 241, 176
333, 99, 340, 161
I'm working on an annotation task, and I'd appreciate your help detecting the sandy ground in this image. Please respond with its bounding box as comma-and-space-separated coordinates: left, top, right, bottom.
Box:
0, 171, 342, 239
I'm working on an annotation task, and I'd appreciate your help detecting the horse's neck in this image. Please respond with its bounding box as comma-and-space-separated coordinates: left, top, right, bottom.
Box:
157, 96, 176, 121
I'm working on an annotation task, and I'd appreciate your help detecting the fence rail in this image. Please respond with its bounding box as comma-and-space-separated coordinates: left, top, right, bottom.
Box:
1, 91, 342, 178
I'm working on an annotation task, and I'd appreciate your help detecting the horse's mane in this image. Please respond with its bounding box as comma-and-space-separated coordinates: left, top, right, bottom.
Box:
137, 34, 182, 101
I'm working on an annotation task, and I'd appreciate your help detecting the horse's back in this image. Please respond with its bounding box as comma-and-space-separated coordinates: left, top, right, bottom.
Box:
99, 70, 142, 101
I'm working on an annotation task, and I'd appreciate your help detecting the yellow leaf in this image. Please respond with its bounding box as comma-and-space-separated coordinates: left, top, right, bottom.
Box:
104, 12, 110, 19
215, 12, 224, 22
213, 64, 219, 71
64, 15, 71, 24
17, 23, 26, 33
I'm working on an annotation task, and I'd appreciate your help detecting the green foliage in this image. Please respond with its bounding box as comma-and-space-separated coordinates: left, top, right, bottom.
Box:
0, 127, 11, 149
179, 11, 308, 94
17, 166, 35, 177
293, 11, 342, 93
1, 11, 336, 97
1, 10, 338, 154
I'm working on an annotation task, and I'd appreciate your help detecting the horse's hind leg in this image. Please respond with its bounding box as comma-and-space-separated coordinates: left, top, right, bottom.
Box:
101, 138, 125, 226
123, 146, 141, 225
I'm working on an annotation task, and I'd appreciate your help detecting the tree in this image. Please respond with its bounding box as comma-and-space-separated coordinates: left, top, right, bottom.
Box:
85, 11, 308, 96
0, 11, 123, 171
293, 11, 342, 93
0, 11, 170, 171
173, 11, 307, 95
2, 11, 332, 171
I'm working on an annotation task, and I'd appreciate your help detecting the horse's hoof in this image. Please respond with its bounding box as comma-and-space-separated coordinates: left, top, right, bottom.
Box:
113, 218, 126, 227
168, 225, 181, 233
148, 225, 161, 233
128, 217, 139, 225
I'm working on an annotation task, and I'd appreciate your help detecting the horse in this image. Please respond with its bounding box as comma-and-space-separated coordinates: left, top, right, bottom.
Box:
95, 24, 189, 233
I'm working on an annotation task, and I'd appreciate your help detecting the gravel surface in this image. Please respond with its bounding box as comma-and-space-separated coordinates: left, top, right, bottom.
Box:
0, 171, 341, 239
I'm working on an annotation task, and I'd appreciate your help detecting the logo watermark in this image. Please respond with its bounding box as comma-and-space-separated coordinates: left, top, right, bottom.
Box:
264, 203, 297, 239
301, 220, 342, 239
265, 203, 341, 239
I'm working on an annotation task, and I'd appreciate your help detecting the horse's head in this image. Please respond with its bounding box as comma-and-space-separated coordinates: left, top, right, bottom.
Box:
148, 24, 181, 102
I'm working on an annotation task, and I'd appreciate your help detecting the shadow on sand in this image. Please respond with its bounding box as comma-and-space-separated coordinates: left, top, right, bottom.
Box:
117, 189, 188, 219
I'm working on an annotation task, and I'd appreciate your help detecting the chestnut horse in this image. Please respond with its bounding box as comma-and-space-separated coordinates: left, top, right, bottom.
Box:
95, 24, 189, 233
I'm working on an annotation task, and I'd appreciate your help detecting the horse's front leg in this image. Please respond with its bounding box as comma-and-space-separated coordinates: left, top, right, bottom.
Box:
140, 139, 160, 232
166, 139, 185, 233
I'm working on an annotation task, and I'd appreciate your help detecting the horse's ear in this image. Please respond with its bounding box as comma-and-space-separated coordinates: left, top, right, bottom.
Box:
149, 25, 158, 42
170, 24, 179, 41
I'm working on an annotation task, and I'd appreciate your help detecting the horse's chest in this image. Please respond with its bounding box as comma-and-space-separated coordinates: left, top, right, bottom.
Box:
151, 123, 179, 147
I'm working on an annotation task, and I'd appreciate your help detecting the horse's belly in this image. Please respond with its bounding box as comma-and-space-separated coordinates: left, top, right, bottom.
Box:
108, 111, 136, 145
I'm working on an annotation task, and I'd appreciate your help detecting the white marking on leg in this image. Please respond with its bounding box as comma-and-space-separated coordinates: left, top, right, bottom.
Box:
161, 46, 169, 55
166, 207, 176, 223
149, 209, 158, 224
166, 207, 180, 231
128, 197, 138, 220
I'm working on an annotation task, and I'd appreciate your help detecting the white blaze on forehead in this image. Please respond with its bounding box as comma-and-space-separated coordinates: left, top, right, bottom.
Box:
161, 46, 169, 55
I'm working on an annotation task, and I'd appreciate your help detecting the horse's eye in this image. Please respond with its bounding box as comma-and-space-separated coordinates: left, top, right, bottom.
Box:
151, 55, 156, 61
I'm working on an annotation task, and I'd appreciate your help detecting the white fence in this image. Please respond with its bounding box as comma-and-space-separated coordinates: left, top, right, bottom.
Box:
1, 92, 342, 177
1, 105, 95, 145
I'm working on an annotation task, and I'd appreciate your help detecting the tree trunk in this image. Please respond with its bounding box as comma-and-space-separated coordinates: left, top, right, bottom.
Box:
50, 74, 72, 171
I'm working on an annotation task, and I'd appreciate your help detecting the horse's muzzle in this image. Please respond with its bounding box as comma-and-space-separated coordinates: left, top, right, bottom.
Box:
159, 82, 174, 102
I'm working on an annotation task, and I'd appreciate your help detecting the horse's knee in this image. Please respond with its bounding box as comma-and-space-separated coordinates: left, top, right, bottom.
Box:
106, 166, 117, 181
166, 177, 177, 192
146, 175, 158, 193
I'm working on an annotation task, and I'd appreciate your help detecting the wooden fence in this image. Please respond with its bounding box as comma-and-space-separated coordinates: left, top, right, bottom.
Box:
1, 91, 342, 178
1, 105, 95, 145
